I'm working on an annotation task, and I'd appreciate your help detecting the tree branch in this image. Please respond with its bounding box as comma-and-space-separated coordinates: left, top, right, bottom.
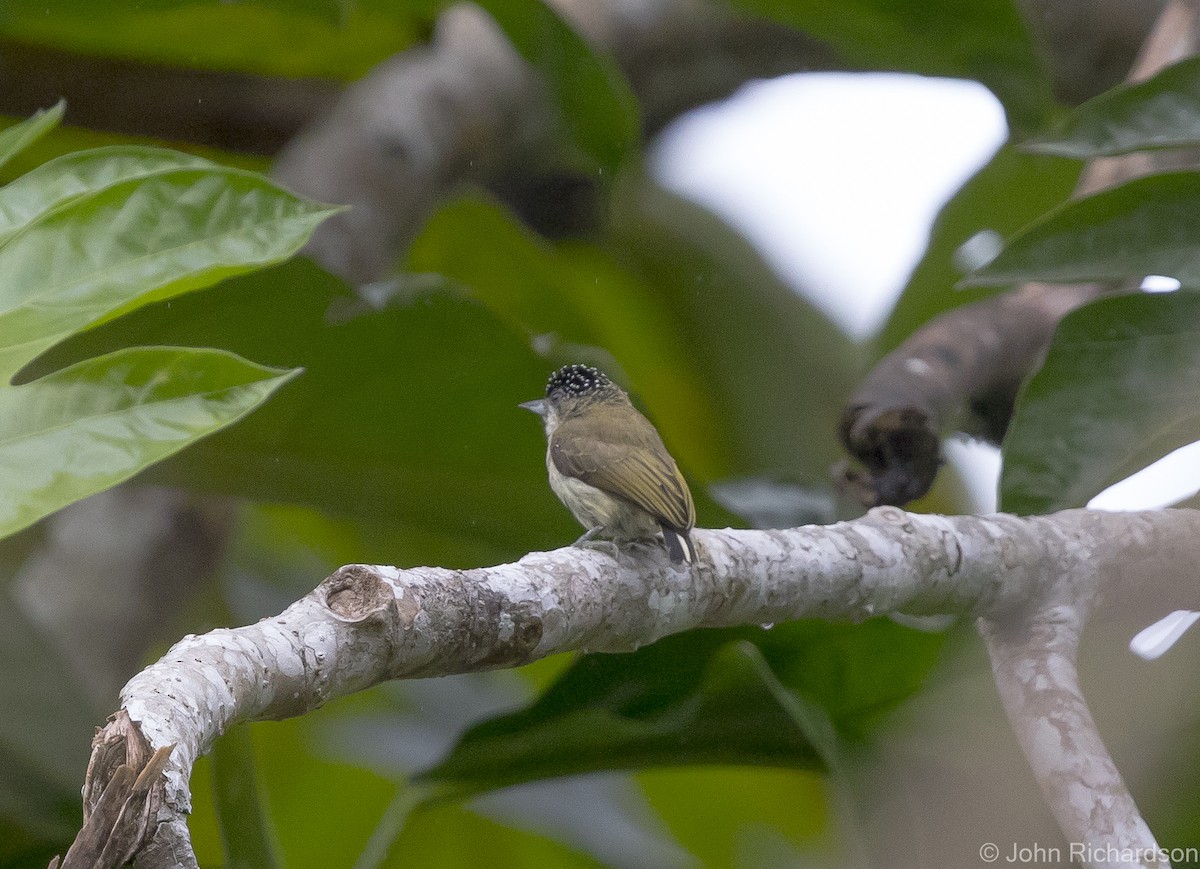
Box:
982, 612, 1167, 868
57, 507, 1200, 868
0, 39, 338, 155
270, 0, 836, 284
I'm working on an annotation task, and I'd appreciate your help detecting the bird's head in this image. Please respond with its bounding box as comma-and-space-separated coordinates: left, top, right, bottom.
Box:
520, 364, 624, 427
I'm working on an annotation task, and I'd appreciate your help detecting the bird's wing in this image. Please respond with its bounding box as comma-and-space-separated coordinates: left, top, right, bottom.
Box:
550, 412, 695, 532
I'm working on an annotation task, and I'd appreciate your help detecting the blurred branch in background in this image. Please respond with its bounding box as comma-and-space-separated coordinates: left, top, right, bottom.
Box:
13, 488, 234, 707
271, 0, 838, 284
0, 1, 1159, 285
0, 40, 339, 156
837, 281, 1104, 507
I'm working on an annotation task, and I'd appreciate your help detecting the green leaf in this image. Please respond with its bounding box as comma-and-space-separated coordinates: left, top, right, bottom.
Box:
0, 101, 63, 171
0, 347, 299, 538
473, 0, 639, 171
0, 138, 336, 540
0, 588, 96, 840
1027, 56, 1200, 158
876, 142, 1081, 353
212, 726, 282, 869
0, 157, 339, 380
738, 643, 841, 768
408, 194, 738, 479
0, 4, 422, 82
965, 173, 1200, 288
725, 0, 1054, 133
416, 633, 826, 803
1000, 292, 1200, 514
757, 619, 946, 736
410, 186, 863, 484
0, 145, 210, 247
416, 621, 943, 800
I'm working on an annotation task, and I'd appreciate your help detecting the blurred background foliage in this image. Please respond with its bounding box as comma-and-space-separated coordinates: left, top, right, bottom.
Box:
3, 0, 1200, 867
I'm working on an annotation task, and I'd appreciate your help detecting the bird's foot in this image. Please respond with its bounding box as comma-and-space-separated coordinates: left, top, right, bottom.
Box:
572, 528, 623, 560
572, 527, 601, 546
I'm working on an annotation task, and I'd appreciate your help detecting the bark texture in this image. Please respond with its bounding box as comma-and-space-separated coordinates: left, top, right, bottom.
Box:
55, 508, 1200, 869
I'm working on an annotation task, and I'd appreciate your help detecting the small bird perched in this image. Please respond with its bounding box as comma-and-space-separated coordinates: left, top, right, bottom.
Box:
521, 364, 697, 564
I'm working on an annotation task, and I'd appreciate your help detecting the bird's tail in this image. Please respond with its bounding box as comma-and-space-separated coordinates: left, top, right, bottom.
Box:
661, 523, 697, 565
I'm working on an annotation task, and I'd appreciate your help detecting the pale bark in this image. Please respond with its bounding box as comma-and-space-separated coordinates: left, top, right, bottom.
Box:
66, 507, 1200, 869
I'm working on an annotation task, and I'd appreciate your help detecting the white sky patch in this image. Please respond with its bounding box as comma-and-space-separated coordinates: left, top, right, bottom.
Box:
1088, 440, 1200, 511
651, 72, 1008, 339
944, 438, 1001, 514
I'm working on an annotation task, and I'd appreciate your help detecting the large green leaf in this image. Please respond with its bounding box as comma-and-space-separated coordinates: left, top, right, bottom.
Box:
1000, 292, 1200, 514
0, 159, 337, 381
416, 635, 826, 803
416, 620, 943, 801
0, 145, 210, 246
757, 619, 945, 737
725, 0, 1054, 133
0, 138, 336, 538
473, 0, 639, 172
0, 348, 298, 538
876, 142, 1081, 354
1027, 56, 1200, 158
966, 172, 1200, 288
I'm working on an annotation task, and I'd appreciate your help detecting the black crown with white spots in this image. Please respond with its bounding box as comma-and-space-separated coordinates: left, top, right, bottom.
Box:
546, 364, 613, 401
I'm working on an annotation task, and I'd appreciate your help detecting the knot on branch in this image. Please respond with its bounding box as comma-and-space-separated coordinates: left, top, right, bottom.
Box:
323, 564, 400, 623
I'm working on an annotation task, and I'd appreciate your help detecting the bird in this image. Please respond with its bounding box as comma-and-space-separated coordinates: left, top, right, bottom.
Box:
521, 364, 697, 564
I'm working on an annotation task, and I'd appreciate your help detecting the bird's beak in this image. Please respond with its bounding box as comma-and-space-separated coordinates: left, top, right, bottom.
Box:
519, 399, 546, 417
